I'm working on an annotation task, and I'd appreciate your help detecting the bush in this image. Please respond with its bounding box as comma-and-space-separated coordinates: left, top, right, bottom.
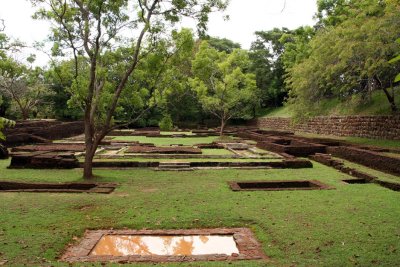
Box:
159, 114, 173, 131
0, 117, 15, 141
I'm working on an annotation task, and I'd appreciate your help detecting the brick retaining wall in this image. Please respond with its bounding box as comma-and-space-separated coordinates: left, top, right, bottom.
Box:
250, 116, 400, 140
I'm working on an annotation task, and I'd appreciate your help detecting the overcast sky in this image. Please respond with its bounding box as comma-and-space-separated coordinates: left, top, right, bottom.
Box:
0, 0, 317, 66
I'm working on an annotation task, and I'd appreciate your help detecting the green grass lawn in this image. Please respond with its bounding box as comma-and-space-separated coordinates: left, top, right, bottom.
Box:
109, 136, 218, 146
201, 148, 234, 155
343, 137, 400, 149
0, 159, 399, 266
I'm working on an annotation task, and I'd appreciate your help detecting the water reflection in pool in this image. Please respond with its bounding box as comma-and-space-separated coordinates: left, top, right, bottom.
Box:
90, 235, 239, 256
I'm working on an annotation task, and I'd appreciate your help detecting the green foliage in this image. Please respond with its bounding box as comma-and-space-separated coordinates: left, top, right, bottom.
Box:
0, 117, 15, 141
206, 36, 241, 53
191, 42, 259, 131
280, 26, 315, 71
389, 38, 400, 83
115, 28, 197, 126
286, 0, 400, 120
158, 114, 174, 131
44, 59, 83, 120
315, 0, 386, 28
31, 0, 228, 178
0, 55, 53, 119
250, 28, 308, 108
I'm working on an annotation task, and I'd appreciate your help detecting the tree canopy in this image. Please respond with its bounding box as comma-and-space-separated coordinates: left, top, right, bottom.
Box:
286, 0, 400, 118
30, 0, 228, 178
191, 41, 259, 135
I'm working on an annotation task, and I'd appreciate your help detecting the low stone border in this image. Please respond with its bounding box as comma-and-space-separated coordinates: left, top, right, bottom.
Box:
310, 153, 377, 182
228, 180, 334, 191
9, 152, 79, 169
326, 146, 400, 176
12, 144, 85, 152
310, 153, 400, 192
61, 228, 267, 263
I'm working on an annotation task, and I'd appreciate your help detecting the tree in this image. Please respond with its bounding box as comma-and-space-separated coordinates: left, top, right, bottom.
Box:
103, 28, 197, 130
191, 42, 259, 136
0, 117, 15, 141
250, 28, 291, 107
315, 0, 353, 28
286, 0, 400, 119
389, 38, 400, 83
0, 56, 51, 120
0, 22, 25, 57
32, 0, 228, 179
206, 36, 241, 53
44, 59, 84, 120
280, 26, 315, 71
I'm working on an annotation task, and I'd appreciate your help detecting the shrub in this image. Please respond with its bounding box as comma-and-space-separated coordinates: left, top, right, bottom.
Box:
159, 114, 173, 131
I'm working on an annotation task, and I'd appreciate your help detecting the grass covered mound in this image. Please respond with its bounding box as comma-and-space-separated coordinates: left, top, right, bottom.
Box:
0, 159, 399, 266
259, 90, 400, 119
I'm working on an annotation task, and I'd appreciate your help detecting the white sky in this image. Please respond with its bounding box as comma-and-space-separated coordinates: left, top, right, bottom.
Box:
0, 0, 317, 66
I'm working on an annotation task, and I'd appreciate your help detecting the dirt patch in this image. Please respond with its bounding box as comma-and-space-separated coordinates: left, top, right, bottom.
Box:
126, 145, 201, 154
61, 228, 267, 263
228, 180, 333, 191
140, 188, 159, 193
0, 181, 117, 194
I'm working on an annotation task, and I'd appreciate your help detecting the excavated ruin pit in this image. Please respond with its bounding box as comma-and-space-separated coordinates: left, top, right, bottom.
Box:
229, 180, 333, 191
0, 181, 116, 194
342, 179, 369, 184
61, 228, 267, 263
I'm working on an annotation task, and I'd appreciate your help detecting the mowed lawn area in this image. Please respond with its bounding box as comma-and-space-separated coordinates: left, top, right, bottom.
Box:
0, 159, 399, 266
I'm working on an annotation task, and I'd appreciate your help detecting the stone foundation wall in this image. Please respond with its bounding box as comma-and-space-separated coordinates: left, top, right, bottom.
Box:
251, 116, 400, 140
5, 120, 84, 145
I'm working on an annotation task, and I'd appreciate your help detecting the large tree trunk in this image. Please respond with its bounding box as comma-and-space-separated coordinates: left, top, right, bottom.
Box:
83, 111, 96, 179
16, 103, 29, 120
382, 87, 398, 112
220, 118, 226, 137
21, 111, 29, 120
83, 147, 95, 179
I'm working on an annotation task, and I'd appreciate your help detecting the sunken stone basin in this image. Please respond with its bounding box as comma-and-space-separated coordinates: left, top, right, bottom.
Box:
0, 181, 116, 194
62, 228, 267, 263
228, 180, 334, 191
91, 235, 239, 256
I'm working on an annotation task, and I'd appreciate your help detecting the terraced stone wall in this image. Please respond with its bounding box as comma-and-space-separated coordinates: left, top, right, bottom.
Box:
251, 116, 400, 140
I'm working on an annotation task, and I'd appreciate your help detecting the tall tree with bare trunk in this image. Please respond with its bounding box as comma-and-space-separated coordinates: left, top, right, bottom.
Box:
31, 0, 228, 179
